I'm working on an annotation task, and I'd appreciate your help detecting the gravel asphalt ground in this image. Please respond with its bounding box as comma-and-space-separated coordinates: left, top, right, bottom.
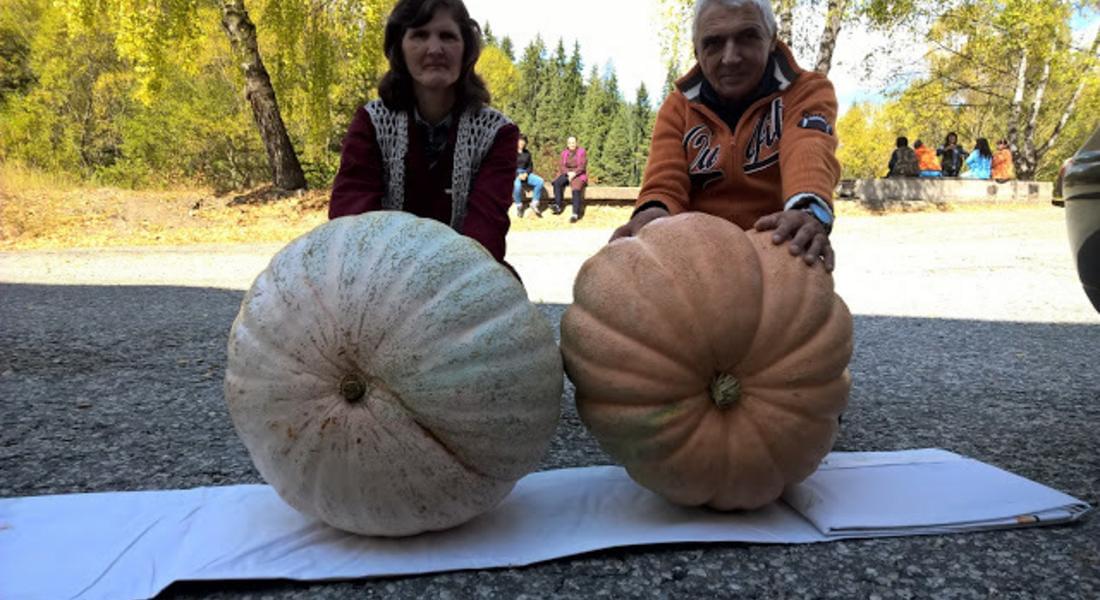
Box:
1, 206, 1097, 598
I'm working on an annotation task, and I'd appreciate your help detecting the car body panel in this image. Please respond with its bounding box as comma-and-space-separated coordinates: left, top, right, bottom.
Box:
1057, 127, 1100, 312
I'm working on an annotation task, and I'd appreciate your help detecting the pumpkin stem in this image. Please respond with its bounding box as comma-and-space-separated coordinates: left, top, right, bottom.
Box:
340, 375, 366, 403
710, 373, 741, 409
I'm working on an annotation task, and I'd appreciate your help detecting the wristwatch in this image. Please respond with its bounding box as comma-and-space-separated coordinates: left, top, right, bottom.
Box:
784, 193, 834, 234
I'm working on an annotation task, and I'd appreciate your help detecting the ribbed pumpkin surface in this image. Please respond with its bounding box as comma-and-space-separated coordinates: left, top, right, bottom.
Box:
561, 213, 852, 510
226, 212, 562, 536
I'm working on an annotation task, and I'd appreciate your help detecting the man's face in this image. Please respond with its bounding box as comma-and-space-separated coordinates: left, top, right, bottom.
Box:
694, 2, 776, 104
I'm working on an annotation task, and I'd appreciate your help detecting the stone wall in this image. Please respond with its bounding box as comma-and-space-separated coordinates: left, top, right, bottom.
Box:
525, 180, 1054, 206
841, 179, 1052, 205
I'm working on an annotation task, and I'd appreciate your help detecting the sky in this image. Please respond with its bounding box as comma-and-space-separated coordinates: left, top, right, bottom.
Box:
463, 0, 900, 113
463, 0, 1099, 115
464, 0, 669, 105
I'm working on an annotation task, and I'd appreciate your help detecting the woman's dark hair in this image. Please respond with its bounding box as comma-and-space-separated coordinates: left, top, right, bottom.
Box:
975, 137, 992, 158
377, 0, 491, 112
913, 139, 924, 149
896, 136, 909, 148
944, 131, 958, 146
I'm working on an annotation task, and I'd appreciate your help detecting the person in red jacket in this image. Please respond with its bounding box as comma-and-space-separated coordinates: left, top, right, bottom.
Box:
550, 136, 589, 222
328, 0, 518, 270
611, 0, 840, 271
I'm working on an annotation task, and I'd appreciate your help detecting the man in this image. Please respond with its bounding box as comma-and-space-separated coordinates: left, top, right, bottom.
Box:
611, 0, 840, 271
887, 136, 919, 178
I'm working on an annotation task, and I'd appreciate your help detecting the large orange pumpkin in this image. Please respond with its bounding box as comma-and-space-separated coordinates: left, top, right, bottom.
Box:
561, 213, 852, 510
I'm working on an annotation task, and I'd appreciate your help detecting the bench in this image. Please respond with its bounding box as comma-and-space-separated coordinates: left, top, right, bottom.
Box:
519, 184, 641, 206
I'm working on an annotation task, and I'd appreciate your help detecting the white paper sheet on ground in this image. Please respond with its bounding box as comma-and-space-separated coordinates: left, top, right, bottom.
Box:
0, 449, 1090, 600
783, 449, 1091, 536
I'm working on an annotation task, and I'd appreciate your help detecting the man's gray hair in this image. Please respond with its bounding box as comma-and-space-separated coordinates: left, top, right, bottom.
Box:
692, 0, 778, 42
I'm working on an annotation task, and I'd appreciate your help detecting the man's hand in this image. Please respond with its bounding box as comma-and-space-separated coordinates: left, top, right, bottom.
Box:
610, 206, 670, 242
754, 209, 835, 272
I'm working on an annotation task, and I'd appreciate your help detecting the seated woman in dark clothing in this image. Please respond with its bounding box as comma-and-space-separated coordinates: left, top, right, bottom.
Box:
936, 132, 967, 178
328, 0, 518, 267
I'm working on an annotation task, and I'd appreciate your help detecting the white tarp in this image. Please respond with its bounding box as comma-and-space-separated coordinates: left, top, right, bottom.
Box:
0, 449, 1090, 600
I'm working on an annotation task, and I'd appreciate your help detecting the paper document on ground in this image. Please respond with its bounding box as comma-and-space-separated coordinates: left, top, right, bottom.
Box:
783, 449, 1091, 536
0, 449, 1090, 600
2, 467, 817, 600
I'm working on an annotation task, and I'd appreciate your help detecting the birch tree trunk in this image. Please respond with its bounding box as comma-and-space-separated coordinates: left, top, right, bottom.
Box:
221, 0, 307, 191
1018, 42, 1055, 176
1006, 45, 1029, 155
776, 0, 793, 46
1027, 29, 1100, 178
814, 0, 847, 76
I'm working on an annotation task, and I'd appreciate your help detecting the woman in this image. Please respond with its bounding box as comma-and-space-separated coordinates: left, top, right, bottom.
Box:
329, 0, 519, 267
550, 136, 588, 223
937, 132, 967, 177
513, 134, 545, 217
991, 139, 1015, 182
962, 138, 993, 180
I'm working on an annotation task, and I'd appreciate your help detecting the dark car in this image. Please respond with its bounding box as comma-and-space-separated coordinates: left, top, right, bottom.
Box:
1055, 126, 1100, 312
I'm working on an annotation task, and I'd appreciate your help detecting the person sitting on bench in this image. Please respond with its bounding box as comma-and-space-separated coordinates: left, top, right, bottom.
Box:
513, 134, 545, 217
551, 136, 588, 223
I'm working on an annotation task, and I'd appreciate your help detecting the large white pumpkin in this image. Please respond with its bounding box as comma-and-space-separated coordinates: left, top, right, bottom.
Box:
225, 212, 563, 536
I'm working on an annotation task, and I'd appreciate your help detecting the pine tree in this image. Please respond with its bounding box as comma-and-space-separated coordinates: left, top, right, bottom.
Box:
575, 65, 604, 178
600, 101, 636, 185
481, 21, 496, 47
576, 64, 623, 183
662, 59, 680, 101
499, 36, 514, 61
508, 36, 547, 148
631, 83, 654, 185
563, 41, 585, 125
535, 39, 572, 151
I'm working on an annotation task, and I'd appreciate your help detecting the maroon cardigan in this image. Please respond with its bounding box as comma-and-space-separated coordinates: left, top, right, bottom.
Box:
556, 147, 589, 191
329, 105, 519, 266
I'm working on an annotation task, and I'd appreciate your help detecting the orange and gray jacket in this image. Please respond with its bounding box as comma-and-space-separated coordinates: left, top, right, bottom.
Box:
636, 41, 840, 230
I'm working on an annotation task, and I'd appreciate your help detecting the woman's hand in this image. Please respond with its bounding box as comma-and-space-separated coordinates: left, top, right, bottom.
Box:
609, 207, 670, 242
754, 209, 835, 272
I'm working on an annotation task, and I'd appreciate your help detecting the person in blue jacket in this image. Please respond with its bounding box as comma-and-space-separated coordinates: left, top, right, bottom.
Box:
962, 138, 993, 179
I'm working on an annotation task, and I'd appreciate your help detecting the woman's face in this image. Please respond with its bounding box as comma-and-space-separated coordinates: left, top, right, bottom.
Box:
947, 134, 957, 145
402, 8, 464, 95
517, 138, 526, 152
567, 137, 577, 151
